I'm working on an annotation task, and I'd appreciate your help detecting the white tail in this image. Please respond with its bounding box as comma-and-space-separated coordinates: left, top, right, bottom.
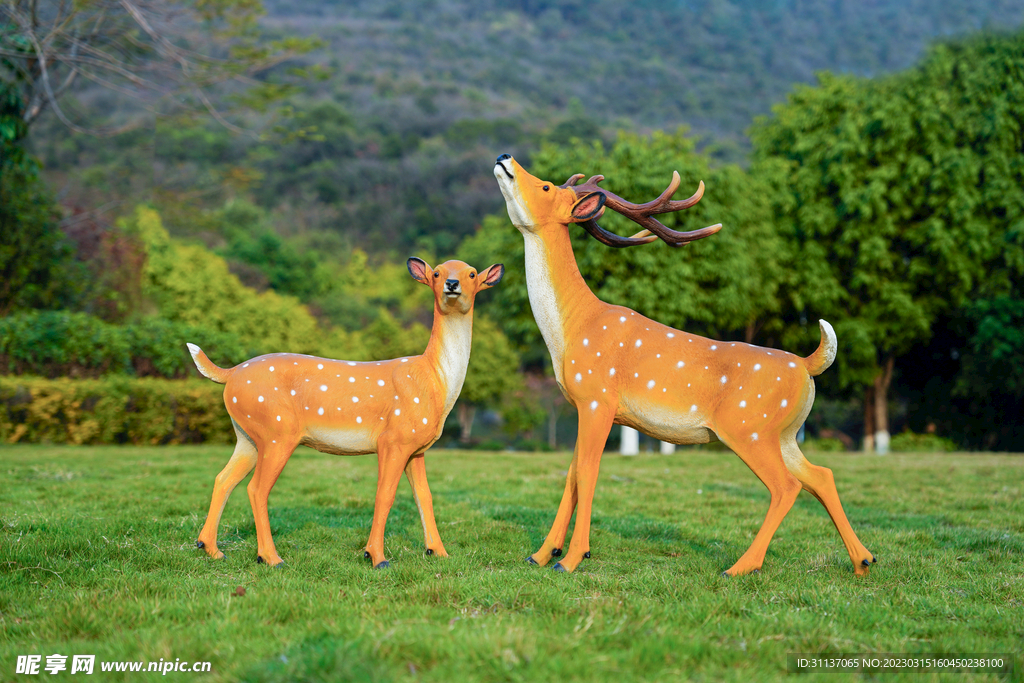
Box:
493, 154, 875, 577
193, 258, 504, 568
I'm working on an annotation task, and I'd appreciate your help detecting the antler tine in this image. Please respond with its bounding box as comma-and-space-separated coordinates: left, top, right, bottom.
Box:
568, 171, 720, 247
560, 173, 586, 189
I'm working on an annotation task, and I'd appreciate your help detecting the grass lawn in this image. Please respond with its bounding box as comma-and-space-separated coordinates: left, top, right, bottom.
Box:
1, 444, 1021, 682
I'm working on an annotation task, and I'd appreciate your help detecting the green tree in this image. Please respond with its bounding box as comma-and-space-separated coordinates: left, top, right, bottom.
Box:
750, 31, 1024, 452
454, 315, 524, 443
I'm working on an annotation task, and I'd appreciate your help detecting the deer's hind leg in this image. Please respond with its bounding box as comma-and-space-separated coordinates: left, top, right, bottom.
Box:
718, 429, 802, 576
197, 424, 257, 559
780, 436, 876, 575
247, 437, 299, 567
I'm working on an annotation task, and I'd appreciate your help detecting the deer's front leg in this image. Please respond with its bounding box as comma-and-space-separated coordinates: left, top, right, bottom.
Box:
527, 449, 578, 566
364, 441, 408, 569
404, 453, 447, 558
554, 407, 616, 572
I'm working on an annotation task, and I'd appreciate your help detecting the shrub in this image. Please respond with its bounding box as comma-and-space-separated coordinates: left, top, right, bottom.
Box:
0, 376, 233, 445
890, 430, 957, 453
804, 437, 846, 453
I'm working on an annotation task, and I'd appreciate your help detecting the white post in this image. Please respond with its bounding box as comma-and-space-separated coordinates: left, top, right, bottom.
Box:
875, 430, 890, 455
660, 440, 675, 455
620, 426, 639, 456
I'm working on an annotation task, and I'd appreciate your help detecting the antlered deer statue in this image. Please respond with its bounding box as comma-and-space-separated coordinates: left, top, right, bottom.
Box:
190, 258, 504, 568
493, 154, 876, 576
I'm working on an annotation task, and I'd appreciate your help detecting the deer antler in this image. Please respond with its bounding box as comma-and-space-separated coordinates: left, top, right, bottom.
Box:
562, 172, 722, 248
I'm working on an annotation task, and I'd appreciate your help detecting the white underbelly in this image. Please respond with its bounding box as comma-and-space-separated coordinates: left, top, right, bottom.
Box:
302, 426, 376, 455
618, 398, 717, 445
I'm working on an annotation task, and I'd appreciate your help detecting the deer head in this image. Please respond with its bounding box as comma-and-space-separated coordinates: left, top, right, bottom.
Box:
493, 153, 722, 248
407, 258, 504, 315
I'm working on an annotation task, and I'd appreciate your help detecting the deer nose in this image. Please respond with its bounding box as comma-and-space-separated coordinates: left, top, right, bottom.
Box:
445, 278, 460, 292
496, 154, 511, 162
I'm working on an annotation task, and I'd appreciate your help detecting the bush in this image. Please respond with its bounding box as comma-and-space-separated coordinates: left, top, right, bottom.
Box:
0, 376, 233, 445
0, 311, 131, 377
804, 437, 846, 453
890, 430, 957, 453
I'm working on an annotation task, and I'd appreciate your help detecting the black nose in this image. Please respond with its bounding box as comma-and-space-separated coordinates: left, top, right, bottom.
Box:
497, 154, 511, 162
445, 278, 460, 291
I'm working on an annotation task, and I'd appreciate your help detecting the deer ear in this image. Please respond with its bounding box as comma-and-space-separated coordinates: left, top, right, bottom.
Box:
480, 264, 505, 289
407, 257, 432, 284
570, 192, 606, 222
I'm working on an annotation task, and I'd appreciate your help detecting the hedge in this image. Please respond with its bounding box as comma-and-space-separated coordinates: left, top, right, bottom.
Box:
0, 376, 234, 445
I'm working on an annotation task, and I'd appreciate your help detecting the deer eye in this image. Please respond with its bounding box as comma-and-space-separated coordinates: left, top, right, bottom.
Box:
542, 185, 550, 191
433, 272, 439, 278
469, 272, 475, 278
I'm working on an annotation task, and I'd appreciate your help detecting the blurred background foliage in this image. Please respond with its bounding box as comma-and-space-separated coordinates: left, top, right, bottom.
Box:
2, 0, 1024, 449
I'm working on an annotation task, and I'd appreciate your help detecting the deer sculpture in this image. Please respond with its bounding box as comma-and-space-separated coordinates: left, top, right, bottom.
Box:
493, 154, 876, 576
189, 258, 504, 568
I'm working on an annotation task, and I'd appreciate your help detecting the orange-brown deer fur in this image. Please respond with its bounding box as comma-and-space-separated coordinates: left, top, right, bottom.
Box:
493, 154, 875, 576
190, 259, 504, 568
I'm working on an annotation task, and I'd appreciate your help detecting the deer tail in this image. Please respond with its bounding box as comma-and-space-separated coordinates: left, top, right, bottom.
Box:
802, 319, 837, 377
187, 343, 232, 384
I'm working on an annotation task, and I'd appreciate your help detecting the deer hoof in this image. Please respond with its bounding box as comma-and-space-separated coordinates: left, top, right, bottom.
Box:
551, 548, 562, 557
552, 562, 566, 572
872, 555, 878, 563
256, 555, 266, 564
861, 559, 871, 567
426, 549, 434, 556
196, 540, 205, 549
583, 551, 591, 559
364, 551, 371, 560
526, 556, 538, 565
374, 560, 390, 569
721, 571, 731, 578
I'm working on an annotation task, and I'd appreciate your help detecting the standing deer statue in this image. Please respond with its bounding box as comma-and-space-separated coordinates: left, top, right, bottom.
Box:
493, 154, 876, 576
189, 258, 504, 568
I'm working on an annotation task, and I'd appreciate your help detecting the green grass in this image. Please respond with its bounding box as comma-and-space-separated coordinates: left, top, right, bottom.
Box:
1, 445, 1022, 682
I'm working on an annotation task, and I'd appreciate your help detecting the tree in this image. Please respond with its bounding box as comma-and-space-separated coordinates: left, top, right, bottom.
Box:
750, 31, 1024, 452
0, 0, 319, 135
454, 314, 523, 443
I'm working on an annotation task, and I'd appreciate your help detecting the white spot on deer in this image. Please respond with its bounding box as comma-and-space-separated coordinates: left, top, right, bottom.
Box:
767, 352, 773, 355
789, 361, 797, 368
258, 395, 264, 402
710, 345, 717, 350
620, 316, 626, 323
348, 362, 356, 366
575, 373, 582, 382
754, 364, 761, 371
597, 352, 601, 357
583, 338, 589, 346
781, 399, 788, 408
634, 373, 639, 378
690, 405, 698, 412
318, 363, 324, 370
377, 379, 385, 386
635, 339, 642, 347
422, 418, 428, 424
243, 363, 249, 368
357, 416, 362, 423
414, 397, 420, 403
395, 409, 401, 416
656, 354, 661, 358
667, 333, 675, 338
588, 369, 592, 374
317, 407, 323, 415
721, 376, 727, 384
763, 414, 768, 418
737, 363, 741, 367
291, 390, 296, 396
232, 397, 237, 403
647, 380, 655, 389
603, 325, 607, 329
571, 359, 575, 364
777, 377, 781, 381
246, 380, 251, 384
349, 377, 355, 382
740, 401, 746, 408
619, 342, 624, 347
269, 366, 275, 372
352, 397, 359, 403
401, 358, 408, 363
320, 385, 328, 391
609, 368, 616, 376
751, 433, 759, 441
590, 401, 598, 411
677, 361, 685, 368
277, 415, 281, 421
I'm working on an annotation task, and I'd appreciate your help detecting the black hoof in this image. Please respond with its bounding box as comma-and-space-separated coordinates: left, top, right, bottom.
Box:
872, 555, 878, 563
551, 548, 562, 557
862, 559, 871, 567
196, 540, 205, 549
552, 562, 566, 572
426, 549, 434, 556
721, 571, 731, 578
364, 551, 371, 559
583, 551, 591, 559
526, 556, 539, 565
256, 555, 266, 564
374, 560, 390, 569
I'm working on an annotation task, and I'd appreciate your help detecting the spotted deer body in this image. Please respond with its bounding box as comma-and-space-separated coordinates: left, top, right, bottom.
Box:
494, 154, 875, 576
191, 259, 503, 568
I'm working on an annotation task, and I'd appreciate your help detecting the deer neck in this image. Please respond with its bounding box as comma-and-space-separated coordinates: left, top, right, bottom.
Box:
522, 224, 601, 381
422, 306, 474, 414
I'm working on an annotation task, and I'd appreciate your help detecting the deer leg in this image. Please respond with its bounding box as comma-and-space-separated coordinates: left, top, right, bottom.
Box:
528, 449, 579, 566
720, 435, 802, 577
363, 441, 408, 569
197, 435, 257, 559
553, 408, 615, 573
246, 440, 296, 568
404, 453, 447, 558
782, 439, 876, 575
